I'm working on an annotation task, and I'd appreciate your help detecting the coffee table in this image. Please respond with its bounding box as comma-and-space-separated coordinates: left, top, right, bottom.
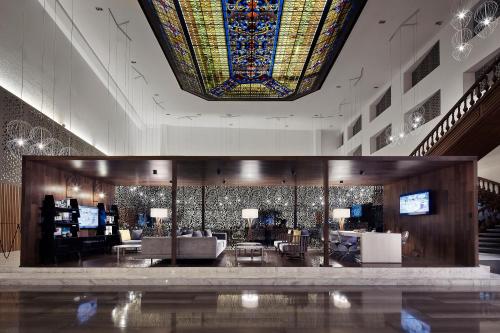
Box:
235, 242, 264, 263
113, 244, 142, 263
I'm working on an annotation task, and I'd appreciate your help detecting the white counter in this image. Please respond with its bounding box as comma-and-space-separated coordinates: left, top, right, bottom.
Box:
338, 231, 402, 264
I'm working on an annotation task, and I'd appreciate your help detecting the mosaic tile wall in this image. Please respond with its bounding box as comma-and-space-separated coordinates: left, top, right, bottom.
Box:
115, 185, 383, 246
0, 86, 104, 185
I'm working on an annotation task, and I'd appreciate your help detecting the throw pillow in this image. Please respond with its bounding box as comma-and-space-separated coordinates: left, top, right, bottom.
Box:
131, 229, 143, 240
119, 229, 131, 241
192, 230, 203, 237
205, 229, 212, 237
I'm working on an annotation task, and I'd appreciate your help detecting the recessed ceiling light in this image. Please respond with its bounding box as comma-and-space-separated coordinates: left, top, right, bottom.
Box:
336, 85, 342, 88
339, 114, 343, 117
95, 7, 103, 11
131, 60, 137, 64
378, 20, 386, 24
289, 114, 294, 117
154, 93, 159, 96
314, 114, 319, 117
165, 113, 171, 115
374, 86, 379, 89
435, 21, 443, 26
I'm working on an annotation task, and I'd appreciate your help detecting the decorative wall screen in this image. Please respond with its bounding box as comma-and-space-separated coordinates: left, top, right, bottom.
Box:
139, 0, 366, 100
375, 87, 391, 118
411, 42, 440, 88
404, 90, 441, 132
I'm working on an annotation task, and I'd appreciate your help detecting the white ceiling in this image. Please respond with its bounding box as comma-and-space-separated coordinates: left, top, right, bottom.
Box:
59, 0, 455, 130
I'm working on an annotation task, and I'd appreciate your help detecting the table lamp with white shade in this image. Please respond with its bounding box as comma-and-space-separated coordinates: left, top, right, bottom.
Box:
242, 208, 258, 241
333, 208, 351, 231
151, 208, 170, 235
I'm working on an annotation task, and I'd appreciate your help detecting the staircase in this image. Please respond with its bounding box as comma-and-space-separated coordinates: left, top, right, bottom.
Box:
478, 178, 500, 254
411, 56, 500, 159
409, 57, 500, 254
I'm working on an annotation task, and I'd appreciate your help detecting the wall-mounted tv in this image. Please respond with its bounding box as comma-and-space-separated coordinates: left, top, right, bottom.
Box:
351, 204, 362, 218
400, 191, 431, 216
79, 206, 99, 229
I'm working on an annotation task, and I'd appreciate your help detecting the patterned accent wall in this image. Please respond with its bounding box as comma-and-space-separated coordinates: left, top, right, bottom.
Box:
0, 86, 104, 185
115, 185, 383, 245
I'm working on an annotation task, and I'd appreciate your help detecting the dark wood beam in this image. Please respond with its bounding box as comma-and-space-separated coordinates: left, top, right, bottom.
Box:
322, 160, 330, 267
201, 185, 206, 231
171, 160, 178, 266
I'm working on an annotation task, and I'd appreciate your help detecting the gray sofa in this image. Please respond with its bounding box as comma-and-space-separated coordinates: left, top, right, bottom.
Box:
139, 232, 227, 260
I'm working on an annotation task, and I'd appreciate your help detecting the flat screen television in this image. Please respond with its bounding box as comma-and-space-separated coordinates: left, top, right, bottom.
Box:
400, 191, 431, 216
79, 206, 99, 229
351, 204, 362, 218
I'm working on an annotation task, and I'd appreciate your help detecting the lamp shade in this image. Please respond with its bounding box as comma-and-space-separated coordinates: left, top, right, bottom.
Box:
242, 208, 258, 219
150, 208, 170, 218
333, 208, 351, 219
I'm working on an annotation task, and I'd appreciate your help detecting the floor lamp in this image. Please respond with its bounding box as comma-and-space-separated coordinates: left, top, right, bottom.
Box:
151, 208, 170, 236
242, 209, 258, 241
333, 208, 351, 231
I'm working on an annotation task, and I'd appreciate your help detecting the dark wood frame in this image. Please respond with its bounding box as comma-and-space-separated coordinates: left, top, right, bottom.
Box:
21, 155, 478, 267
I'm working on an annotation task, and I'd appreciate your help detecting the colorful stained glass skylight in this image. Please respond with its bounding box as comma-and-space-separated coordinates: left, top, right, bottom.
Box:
139, 0, 366, 100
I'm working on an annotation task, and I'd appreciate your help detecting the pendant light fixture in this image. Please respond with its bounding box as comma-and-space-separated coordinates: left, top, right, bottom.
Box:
474, 1, 498, 39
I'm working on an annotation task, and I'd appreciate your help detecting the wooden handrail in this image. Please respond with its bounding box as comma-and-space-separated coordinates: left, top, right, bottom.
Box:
411, 57, 500, 156
479, 177, 500, 195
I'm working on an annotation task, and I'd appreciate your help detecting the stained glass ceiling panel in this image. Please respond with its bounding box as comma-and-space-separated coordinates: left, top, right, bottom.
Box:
139, 0, 366, 100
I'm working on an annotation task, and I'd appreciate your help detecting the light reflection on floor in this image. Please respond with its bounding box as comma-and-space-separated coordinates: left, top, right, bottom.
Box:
1, 288, 500, 332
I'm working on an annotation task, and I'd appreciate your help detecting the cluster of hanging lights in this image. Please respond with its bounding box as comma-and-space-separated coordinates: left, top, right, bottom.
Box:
451, 1, 498, 61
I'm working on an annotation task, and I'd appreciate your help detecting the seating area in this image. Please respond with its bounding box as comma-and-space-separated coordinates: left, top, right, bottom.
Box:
19, 156, 478, 269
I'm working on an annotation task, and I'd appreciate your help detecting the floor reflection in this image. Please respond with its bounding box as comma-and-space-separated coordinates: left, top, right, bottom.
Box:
0, 288, 499, 332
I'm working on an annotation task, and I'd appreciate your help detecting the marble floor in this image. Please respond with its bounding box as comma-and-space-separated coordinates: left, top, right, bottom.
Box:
1, 287, 500, 332
50, 249, 344, 268
40, 249, 464, 269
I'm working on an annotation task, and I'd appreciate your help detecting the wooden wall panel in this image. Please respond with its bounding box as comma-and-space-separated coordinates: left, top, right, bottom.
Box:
21, 159, 115, 266
384, 161, 477, 266
0, 183, 22, 253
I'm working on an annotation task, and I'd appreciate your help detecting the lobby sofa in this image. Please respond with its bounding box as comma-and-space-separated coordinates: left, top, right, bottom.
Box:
139, 232, 227, 260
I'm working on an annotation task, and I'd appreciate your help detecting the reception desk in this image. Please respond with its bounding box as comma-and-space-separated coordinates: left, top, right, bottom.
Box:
339, 231, 402, 264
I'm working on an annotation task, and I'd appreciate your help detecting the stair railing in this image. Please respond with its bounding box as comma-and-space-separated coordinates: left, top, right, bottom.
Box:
479, 177, 500, 195
411, 57, 500, 156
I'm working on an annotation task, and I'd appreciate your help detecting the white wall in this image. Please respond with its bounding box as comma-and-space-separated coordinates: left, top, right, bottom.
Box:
0, 0, 145, 155
479, 146, 500, 183
161, 125, 338, 156
334, 0, 500, 158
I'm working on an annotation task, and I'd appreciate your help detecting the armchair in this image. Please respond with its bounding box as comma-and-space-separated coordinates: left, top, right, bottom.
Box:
278, 230, 310, 259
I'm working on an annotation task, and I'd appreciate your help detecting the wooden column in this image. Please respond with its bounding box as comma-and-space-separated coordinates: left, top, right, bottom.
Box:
201, 185, 206, 231
322, 160, 330, 267
171, 160, 178, 266
293, 185, 298, 228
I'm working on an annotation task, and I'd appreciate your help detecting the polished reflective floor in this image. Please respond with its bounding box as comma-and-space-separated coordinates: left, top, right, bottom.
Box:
1, 287, 500, 332
44, 249, 462, 268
